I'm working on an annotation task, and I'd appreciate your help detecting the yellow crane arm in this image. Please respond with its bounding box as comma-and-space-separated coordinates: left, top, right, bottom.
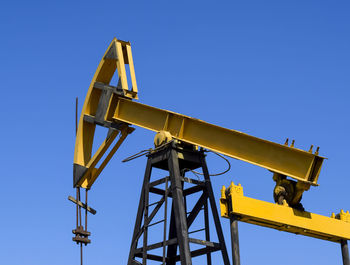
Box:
73, 38, 324, 189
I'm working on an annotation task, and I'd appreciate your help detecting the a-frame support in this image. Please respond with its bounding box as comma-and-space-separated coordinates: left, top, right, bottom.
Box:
127, 142, 230, 265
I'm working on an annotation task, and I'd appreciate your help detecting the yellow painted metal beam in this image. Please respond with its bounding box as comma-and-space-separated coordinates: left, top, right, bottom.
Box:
220, 182, 350, 243
74, 38, 325, 191
110, 97, 324, 185
83, 126, 133, 188
74, 38, 137, 188
79, 129, 119, 185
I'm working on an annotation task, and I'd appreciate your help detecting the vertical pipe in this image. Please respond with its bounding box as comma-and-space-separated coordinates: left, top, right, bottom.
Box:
230, 215, 240, 265
76, 97, 83, 265
85, 189, 88, 231
341, 240, 350, 265
75, 97, 78, 135
76, 188, 79, 229
80, 244, 83, 265
78, 188, 82, 227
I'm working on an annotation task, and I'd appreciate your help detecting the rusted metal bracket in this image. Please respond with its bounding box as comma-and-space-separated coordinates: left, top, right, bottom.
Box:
68, 195, 96, 215
73, 226, 91, 245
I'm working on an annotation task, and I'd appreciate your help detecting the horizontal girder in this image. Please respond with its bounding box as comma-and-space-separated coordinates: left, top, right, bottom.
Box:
220, 182, 350, 243
110, 97, 324, 185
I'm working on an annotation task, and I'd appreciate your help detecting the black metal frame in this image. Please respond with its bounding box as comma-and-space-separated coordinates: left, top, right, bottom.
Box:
127, 142, 230, 265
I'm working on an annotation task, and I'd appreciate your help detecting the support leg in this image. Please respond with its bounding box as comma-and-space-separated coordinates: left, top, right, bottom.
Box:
200, 155, 231, 265
166, 204, 178, 265
204, 200, 212, 265
341, 240, 350, 265
230, 215, 240, 265
128, 159, 152, 265
142, 173, 150, 264
162, 179, 169, 265
168, 148, 192, 265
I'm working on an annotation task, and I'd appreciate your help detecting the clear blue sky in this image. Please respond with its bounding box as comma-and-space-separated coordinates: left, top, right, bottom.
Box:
0, 1, 349, 264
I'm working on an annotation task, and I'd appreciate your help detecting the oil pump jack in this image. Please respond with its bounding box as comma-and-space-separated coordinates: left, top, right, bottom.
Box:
69, 38, 350, 265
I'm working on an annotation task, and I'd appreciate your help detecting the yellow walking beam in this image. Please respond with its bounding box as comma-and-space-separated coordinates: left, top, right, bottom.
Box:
220, 182, 350, 243
73, 38, 324, 190
108, 98, 324, 186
